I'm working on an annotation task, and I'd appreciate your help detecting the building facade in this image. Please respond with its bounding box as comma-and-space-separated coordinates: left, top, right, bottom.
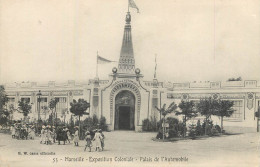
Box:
4, 12, 260, 132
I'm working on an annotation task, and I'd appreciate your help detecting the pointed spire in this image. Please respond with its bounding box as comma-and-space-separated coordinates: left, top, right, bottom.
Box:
118, 12, 135, 73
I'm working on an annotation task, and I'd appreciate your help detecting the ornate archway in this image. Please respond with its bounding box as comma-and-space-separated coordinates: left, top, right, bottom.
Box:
114, 90, 135, 130
110, 82, 141, 129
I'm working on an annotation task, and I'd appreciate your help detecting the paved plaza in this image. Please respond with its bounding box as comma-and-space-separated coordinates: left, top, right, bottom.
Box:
0, 131, 259, 167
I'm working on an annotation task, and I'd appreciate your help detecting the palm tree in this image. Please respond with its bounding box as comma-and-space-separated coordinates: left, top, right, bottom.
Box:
155, 102, 178, 140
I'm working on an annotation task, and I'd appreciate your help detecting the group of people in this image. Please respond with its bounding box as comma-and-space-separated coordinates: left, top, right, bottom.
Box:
10, 124, 105, 152
40, 125, 72, 145
11, 123, 36, 140
84, 129, 105, 152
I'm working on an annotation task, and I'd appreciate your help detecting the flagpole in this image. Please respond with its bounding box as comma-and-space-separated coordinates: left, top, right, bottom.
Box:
154, 54, 157, 79
96, 51, 98, 78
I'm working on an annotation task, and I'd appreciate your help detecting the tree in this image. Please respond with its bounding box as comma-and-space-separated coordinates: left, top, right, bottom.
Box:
70, 99, 90, 139
215, 100, 235, 133
0, 86, 9, 125
197, 97, 218, 135
49, 98, 59, 126
18, 100, 32, 123
155, 102, 178, 140
176, 100, 197, 137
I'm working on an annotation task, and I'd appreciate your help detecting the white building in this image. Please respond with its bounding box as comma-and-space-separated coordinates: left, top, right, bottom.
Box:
4, 11, 260, 133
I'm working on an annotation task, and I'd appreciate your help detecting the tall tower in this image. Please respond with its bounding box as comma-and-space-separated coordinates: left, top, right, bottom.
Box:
118, 12, 135, 73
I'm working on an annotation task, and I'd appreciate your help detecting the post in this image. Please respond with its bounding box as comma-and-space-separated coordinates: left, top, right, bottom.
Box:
257, 105, 260, 132
96, 51, 98, 78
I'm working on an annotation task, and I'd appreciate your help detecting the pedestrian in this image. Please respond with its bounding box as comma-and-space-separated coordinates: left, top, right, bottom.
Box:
46, 126, 52, 145
30, 125, 36, 140
99, 129, 105, 151
93, 129, 103, 151
84, 131, 92, 152
43, 126, 48, 144
52, 126, 56, 143
40, 126, 45, 144
73, 126, 79, 146
11, 125, 15, 139
66, 128, 71, 143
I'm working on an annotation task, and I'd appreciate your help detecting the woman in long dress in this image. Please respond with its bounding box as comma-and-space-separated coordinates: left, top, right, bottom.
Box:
11, 125, 16, 138
29, 126, 35, 140
93, 129, 103, 151
73, 127, 79, 146
40, 126, 45, 144
66, 128, 71, 143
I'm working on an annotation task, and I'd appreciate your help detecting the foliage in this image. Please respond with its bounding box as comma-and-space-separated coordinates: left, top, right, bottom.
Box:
195, 120, 203, 136
155, 102, 178, 140
142, 116, 158, 132
188, 124, 196, 139
70, 99, 90, 117
99, 116, 107, 131
227, 77, 242, 81
0, 86, 9, 125
215, 100, 235, 132
49, 98, 59, 110
18, 100, 32, 119
155, 102, 178, 118
197, 97, 218, 135
176, 100, 197, 137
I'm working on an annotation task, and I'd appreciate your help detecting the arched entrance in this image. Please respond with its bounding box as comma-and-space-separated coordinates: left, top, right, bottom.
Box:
114, 90, 135, 130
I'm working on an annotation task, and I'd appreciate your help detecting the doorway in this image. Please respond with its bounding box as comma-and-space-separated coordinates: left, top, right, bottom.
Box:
114, 90, 135, 130
119, 106, 130, 130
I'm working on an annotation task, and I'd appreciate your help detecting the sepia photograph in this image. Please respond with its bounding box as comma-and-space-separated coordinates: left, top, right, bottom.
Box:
0, 0, 259, 166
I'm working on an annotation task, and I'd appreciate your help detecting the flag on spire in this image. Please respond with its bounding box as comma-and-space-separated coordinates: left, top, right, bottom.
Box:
129, 0, 139, 13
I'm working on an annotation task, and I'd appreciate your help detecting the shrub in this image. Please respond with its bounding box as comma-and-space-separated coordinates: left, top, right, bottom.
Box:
99, 116, 107, 131
195, 120, 203, 136
142, 119, 151, 131
188, 124, 196, 139
142, 117, 158, 132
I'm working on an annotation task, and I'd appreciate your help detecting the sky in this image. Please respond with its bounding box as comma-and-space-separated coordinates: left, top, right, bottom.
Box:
0, 0, 259, 84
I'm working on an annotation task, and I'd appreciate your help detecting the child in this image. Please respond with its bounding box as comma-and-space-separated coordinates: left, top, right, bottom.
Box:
84, 131, 92, 152
99, 129, 105, 151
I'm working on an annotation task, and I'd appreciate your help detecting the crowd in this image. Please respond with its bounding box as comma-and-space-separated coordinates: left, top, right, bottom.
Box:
10, 123, 105, 152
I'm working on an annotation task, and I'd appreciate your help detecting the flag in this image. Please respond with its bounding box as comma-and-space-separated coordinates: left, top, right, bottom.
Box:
97, 55, 115, 64
129, 0, 139, 13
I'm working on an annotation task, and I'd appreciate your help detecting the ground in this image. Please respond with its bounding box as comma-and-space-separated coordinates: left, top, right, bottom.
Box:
0, 131, 259, 167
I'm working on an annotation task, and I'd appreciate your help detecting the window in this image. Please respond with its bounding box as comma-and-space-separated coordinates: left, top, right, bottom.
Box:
21, 98, 30, 103
40, 97, 47, 102
8, 98, 15, 102
55, 97, 67, 116
229, 100, 243, 120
